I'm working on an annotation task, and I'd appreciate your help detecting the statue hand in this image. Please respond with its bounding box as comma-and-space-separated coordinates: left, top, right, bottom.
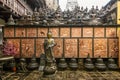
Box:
54, 43, 57, 46
46, 45, 52, 49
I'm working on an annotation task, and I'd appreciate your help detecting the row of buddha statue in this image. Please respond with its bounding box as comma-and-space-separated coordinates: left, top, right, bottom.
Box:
7, 5, 115, 26
17, 54, 118, 72
58, 54, 118, 71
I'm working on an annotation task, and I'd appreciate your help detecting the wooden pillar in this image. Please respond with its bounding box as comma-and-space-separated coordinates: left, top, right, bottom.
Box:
117, 0, 120, 68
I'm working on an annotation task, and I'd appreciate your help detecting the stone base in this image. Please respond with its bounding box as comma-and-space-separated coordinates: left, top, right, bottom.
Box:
43, 64, 57, 78
43, 73, 56, 78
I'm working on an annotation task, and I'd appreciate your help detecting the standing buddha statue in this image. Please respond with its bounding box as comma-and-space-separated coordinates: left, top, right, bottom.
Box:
43, 31, 57, 77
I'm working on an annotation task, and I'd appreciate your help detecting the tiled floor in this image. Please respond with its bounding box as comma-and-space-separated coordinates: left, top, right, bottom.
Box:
1, 70, 120, 80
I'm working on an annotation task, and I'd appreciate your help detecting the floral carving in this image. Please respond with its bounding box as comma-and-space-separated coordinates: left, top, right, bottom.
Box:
83, 28, 93, 37
109, 39, 118, 58
94, 39, 107, 58
64, 39, 77, 58
50, 28, 59, 37
79, 39, 92, 58
21, 39, 34, 58
53, 39, 63, 58
94, 28, 104, 37
106, 28, 116, 37
4, 28, 14, 37
60, 28, 70, 37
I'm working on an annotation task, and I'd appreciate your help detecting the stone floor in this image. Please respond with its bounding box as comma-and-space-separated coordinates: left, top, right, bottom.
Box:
1, 70, 120, 80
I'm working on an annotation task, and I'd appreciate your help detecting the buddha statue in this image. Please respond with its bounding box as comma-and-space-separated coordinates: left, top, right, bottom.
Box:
43, 31, 57, 77
52, 6, 63, 25
26, 12, 33, 25
44, 31, 56, 62
84, 54, 94, 70
33, 8, 40, 25
7, 15, 15, 25
17, 58, 28, 72
39, 8, 44, 20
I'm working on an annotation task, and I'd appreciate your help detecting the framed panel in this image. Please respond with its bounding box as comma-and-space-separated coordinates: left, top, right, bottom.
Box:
94, 28, 104, 37
15, 28, 26, 37
60, 28, 70, 37
54, 39, 63, 58
94, 39, 107, 58
38, 28, 48, 37
106, 28, 116, 37
27, 28, 37, 37
64, 39, 77, 58
72, 28, 81, 37
83, 28, 93, 37
7, 39, 20, 58
4, 28, 14, 37
36, 39, 44, 58
49, 28, 59, 37
79, 39, 92, 58
108, 39, 118, 58
21, 39, 34, 58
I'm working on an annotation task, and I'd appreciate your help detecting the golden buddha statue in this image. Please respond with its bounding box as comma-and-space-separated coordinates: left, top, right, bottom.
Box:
43, 31, 57, 77
44, 31, 56, 63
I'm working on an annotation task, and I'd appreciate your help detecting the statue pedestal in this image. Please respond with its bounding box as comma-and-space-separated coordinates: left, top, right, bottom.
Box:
43, 61, 57, 78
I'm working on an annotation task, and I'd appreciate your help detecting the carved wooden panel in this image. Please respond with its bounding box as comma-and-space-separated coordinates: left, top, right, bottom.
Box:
106, 28, 116, 37
36, 39, 44, 58
94, 39, 107, 58
94, 28, 104, 37
21, 39, 34, 58
49, 28, 59, 37
15, 28, 26, 37
27, 28, 37, 37
83, 28, 93, 37
7, 39, 20, 58
60, 28, 70, 37
109, 39, 118, 58
72, 28, 81, 37
54, 39, 63, 58
4, 28, 14, 37
64, 39, 77, 58
79, 39, 92, 58
38, 28, 48, 37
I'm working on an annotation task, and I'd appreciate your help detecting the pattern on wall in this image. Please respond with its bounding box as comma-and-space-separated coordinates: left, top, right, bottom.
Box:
79, 39, 92, 58
3, 25, 118, 58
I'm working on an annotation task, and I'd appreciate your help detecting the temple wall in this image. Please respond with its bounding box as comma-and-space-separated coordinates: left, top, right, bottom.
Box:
3, 25, 118, 58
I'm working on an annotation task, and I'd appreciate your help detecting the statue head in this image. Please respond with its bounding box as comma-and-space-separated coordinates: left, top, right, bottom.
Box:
47, 31, 52, 38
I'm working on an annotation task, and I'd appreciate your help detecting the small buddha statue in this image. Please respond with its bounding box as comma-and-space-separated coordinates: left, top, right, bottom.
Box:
107, 16, 114, 25
7, 15, 15, 25
18, 15, 26, 25
17, 58, 28, 72
39, 8, 44, 20
52, 6, 63, 25
26, 12, 33, 25
33, 8, 40, 24
95, 6, 99, 14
